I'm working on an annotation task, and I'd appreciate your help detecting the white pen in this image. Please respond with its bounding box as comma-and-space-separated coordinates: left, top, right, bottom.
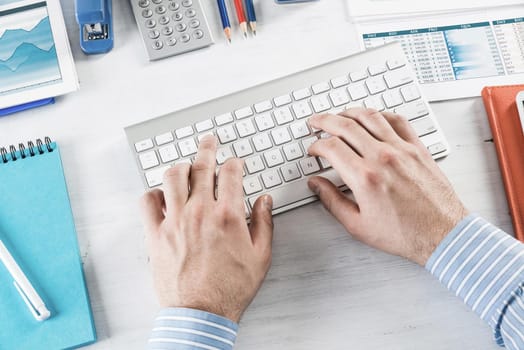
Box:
0, 240, 51, 321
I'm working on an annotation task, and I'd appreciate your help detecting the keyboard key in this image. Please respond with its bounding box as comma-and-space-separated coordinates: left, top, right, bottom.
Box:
217, 124, 237, 143
383, 67, 413, 88
411, 117, 437, 137
235, 106, 254, 119
312, 82, 330, 94
252, 133, 273, 152
311, 95, 331, 113
368, 64, 387, 76
273, 107, 294, 125
254, 100, 273, 113
387, 58, 405, 70
155, 132, 174, 145
255, 113, 275, 131
139, 150, 159, 170
216, 146, 234, 165
364, 96, 385, 111
290, 121, 310, 139
319, 157, 331, 169
195, 119, 214, 132
301, 136, 318, 153
175, 126, 194, 139
292, 101, 313, 119
215, 112, 234, 125
394, 100, 429, 121
159, 144, 179, 163
350, 70, 367, 82
331, 75, 350, 88
329, 89, 350, 107
299, 157, 320, 175
243, 176, 263, 195
247, 168, 344, 210
233, 139, 254, 157
264, 149, 284, 167
400, 84, 421, 102
135, 138, 154, 152
281, 163, 301, 182
365, 76, 387, 95
382, 90, 404, 108
292, 88, 311, 100
236, 119, 257, 137
347, 84, 368, 100
271, 127, 292, 145
283, 142, 304, 161
428, 142, 447, 155
261, 169, 282, 188
245, 155, 265, 174
178, 138, 198, 157
145, 165, 170, 187
273, 94, 292, 107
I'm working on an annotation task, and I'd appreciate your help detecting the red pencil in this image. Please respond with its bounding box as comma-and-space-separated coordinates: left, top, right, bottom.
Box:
233, 0, 248, 37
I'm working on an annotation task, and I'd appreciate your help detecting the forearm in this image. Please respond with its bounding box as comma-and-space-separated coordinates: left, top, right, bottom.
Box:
426, 214, 524, 349
148, 308, 238, 350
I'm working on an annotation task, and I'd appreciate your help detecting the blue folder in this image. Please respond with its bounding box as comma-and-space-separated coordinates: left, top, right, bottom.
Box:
0, 139, 96, 349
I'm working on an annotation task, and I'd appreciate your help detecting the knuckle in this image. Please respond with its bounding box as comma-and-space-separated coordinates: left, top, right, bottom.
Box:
364, 107, 379, 116
362, 167, 382, 187
163, 165, 186, 181
377, 147, 399, 166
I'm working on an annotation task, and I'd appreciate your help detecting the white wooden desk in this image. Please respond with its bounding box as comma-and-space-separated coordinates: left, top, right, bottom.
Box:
0, 0, 512, 349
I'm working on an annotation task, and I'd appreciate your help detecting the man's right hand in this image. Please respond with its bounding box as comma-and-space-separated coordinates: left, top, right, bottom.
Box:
307, 108, 468, 266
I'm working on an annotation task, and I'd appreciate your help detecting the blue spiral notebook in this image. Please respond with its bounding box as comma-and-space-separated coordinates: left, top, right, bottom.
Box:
0, 138, 96, 349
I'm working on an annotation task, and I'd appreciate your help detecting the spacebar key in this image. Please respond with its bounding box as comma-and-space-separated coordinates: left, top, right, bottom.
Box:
248, 169, 345, 211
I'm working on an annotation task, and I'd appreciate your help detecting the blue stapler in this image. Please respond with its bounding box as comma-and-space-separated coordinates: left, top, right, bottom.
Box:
75, 0, 114, 54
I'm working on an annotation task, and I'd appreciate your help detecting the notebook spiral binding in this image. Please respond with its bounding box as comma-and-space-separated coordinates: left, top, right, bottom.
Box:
0, 137, 53, 163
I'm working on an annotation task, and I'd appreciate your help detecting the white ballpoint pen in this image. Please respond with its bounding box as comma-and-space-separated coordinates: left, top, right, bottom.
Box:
0, 240, 51, 321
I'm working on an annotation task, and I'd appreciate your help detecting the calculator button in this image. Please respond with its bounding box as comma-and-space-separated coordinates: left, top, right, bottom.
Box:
152, 40, 164, 49
176, 23, 187, 32
185, 8, 196, 17
145, 19, 156, 28
159, 15, 170, 25
142, 9, 153, 17
182, 0, 192, 6
172, 12, 183, 21
156, 5, 166, 14
138, 0, 150, 7
168, 1, 180, 10
149, 29, 160, 39
152, 0, 162, 3
193, 29, 204, 39
167, 37, 177, 46
162, 26, 174, 36
181, 33, 190, 42
189, 19, 200, 28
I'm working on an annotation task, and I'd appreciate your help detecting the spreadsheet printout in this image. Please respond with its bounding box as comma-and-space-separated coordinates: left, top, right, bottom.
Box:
358, 8, 524, 101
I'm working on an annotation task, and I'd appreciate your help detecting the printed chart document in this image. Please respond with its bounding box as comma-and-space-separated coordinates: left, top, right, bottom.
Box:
356, 7, 524, 101
0, 0, 78, 110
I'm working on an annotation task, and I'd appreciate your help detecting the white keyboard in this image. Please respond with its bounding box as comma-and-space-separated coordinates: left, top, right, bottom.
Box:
125, 42, 450, 218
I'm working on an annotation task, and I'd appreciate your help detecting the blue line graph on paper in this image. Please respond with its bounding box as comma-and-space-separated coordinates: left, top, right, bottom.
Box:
0, 2, 62, 96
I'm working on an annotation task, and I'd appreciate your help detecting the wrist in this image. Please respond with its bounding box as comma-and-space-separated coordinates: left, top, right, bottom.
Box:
161, 300, 242, 323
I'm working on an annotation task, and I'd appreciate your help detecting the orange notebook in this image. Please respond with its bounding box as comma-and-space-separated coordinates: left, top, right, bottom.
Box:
482, 85, 524, 242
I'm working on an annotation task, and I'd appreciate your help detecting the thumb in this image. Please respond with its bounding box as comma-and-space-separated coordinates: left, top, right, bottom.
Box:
250, 195, 274, 253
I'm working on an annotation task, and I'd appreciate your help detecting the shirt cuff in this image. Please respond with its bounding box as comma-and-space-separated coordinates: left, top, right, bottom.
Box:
426, 213, 524, 346
148, 308, 238, 350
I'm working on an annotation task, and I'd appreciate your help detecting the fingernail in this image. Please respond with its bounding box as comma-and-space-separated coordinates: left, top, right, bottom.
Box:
308, 179, 319, 195
263, 195, 273, 210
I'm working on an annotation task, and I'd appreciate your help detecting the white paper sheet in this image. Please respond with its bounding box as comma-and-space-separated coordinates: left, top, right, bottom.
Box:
356, 7, 524, 101
0, 0, 78, 110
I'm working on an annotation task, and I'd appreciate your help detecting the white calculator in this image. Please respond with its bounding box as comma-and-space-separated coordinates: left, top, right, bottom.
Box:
130, 0, 214, 61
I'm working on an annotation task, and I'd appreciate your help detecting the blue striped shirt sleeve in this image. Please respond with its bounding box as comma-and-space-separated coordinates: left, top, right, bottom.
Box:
148, 308, 238, 350
426, 214, 524, 349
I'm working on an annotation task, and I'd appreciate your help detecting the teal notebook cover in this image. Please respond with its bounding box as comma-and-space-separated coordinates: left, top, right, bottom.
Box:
0, 139, 96, 350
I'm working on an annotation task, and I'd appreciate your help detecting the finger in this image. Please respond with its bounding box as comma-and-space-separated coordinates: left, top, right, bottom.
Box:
307, 176, 360, 233
381, 111, 420, 144
163, 163, 191, 213
308, 113, 380, 157
250, 195, 274, 257
217, 158, 245, 211
140, 189, 165, 233
340, 108, 400, 143
190, 135, 218, 200
308, 136, 363, 189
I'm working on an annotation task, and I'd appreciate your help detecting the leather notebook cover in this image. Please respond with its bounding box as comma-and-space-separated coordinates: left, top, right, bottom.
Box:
482, 84, 524, 242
